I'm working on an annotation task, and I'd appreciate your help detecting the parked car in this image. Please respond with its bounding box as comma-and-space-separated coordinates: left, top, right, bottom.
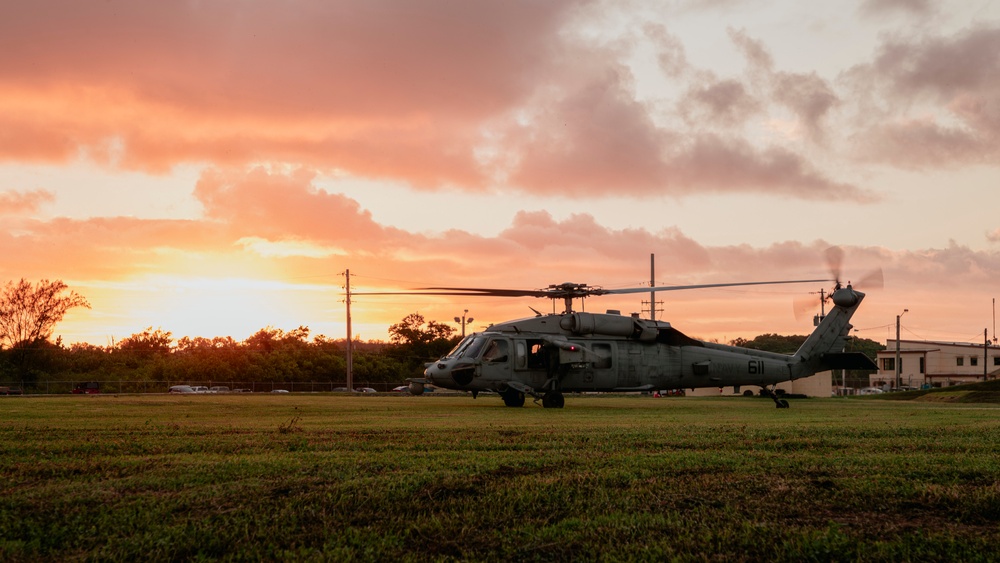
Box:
209, 386, 230, 393
271, 389, 289, 393
355, 387, 377, 393
332, 387, 352, 393
859, 387, 884, 395
190, 386, 210, 394
168, 385, 195, 394
0, 386, 23, 396
72, 381, 101, 394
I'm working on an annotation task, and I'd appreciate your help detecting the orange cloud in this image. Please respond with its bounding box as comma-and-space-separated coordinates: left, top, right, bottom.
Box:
0, 189, 53, 215
0, 165, 996, 344
0, 1, 887, 201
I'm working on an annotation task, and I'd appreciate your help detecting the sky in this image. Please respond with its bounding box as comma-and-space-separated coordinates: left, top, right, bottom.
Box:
2, 0, 999, 348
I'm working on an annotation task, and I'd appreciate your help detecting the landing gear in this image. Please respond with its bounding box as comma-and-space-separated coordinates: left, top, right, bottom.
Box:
761, 386, 790, 409
541, 391, 565, 409
500, 387, 525, 408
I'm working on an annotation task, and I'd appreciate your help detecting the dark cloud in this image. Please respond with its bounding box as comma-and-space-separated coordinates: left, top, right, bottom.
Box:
679, 79, 762, 127
666, 135, 879, 202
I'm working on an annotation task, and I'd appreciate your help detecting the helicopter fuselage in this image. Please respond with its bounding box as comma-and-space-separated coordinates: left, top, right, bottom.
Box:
424, 317, 793, 393
415, 285, 873, 408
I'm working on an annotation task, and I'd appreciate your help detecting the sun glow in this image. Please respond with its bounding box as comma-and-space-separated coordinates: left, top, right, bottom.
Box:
58, 276, 347, 345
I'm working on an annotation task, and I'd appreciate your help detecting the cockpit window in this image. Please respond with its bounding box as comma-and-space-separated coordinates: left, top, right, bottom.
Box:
443, 338, 469, 359
443, 335, 489, 360
461, 336, 489, 359
482, 339, 509, 363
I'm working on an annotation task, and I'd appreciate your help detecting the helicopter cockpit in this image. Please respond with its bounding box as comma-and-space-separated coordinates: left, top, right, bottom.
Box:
425, 333, 518, 388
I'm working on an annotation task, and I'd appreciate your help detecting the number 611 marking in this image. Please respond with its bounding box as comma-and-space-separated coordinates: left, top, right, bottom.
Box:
748, 360, 764, 374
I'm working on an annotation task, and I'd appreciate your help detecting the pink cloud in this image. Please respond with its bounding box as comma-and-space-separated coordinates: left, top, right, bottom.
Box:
0, 1, 880, 202
194, 167, 410, 250
850, 26, 1000, 167
728, 29, 839, 143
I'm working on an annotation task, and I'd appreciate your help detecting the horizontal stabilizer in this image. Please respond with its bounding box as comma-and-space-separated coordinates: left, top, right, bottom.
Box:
820, 352, 877, 370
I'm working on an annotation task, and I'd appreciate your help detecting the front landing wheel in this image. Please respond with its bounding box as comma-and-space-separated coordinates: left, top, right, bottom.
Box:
501, 388, 525, 408
541, 391, 565, 409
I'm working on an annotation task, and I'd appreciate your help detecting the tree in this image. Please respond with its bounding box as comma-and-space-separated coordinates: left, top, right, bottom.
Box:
118, 327, 174, 357
388, 313, 459, 375
0, 279, 90, 349
729, 333, 807, 354
388, 313, 455, 345
0, 279, 90, 384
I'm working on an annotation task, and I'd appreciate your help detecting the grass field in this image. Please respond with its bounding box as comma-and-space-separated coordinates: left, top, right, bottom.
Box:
2, 393, 999, 561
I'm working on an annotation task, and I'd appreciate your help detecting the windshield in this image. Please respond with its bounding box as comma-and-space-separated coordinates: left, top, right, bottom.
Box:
443, 335, 487, 359
444, 334, 490, 359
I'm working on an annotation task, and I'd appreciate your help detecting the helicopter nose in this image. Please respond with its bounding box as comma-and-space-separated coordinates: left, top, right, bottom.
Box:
424, 360, 475, 387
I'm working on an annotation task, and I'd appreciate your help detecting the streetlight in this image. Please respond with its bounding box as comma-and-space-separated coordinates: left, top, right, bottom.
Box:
454, 309, 474, 338
895, 309, 908, 390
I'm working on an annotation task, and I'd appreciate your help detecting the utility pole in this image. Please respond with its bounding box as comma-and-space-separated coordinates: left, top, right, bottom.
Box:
811, 288, 827, 326
985, 329, 989, 381
895, 309, 908, 390
642, 253, 663, 320
342, 270, 353, 391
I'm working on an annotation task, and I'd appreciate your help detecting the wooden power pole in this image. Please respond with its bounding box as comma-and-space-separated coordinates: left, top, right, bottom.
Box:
343, 270, 353, 391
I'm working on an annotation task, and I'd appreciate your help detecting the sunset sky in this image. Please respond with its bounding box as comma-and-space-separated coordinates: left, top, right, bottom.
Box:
2, 0, 999, 348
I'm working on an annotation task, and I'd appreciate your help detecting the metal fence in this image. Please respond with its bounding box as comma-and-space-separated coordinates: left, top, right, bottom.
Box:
0, 380, 399, 395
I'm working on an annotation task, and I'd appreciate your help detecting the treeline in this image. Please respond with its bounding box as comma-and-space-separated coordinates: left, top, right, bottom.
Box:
0, 276, 461, 389
0, 324, 459, 390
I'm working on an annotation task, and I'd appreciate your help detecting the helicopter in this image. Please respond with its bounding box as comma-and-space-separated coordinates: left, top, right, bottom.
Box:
359, 261, 878, 409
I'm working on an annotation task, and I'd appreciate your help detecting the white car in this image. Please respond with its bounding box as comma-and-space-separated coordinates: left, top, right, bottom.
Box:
168, 385, 195, 394
355, 387, 377, 393
190, 386, 210, 394
859, 387, 884, 395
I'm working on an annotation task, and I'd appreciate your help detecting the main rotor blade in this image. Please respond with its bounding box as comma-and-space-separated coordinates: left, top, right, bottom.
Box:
602, 279, 831, 296
353, 287, 554, 298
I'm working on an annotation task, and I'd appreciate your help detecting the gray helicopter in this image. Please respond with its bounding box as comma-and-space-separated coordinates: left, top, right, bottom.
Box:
363, 263, 878, 409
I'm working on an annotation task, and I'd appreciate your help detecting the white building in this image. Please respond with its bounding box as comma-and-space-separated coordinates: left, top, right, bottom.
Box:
872, 339, 1000, 389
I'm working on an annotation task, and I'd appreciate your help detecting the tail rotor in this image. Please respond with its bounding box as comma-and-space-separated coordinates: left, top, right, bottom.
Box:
795, 247, 883, 320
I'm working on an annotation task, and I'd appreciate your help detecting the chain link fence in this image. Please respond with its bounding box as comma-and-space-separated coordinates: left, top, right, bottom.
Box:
0, 380, 401, 395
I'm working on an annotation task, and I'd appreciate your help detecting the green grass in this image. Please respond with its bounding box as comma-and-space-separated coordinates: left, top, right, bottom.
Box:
876, 379, 1000, 404
2, 394, 999, 561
